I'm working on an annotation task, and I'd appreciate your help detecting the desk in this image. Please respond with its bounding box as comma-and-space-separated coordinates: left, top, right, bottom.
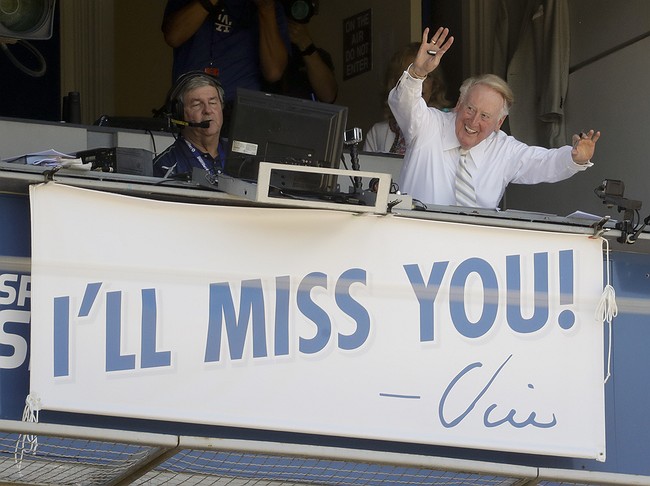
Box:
0, 116, 175, 163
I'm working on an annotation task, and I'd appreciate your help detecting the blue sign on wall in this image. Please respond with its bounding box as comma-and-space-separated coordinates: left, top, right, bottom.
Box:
0, 194, 31, 419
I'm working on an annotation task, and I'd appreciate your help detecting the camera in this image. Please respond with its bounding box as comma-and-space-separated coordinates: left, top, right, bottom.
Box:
594, 179, 641, 210
282, 0, 317, 23
596, 179, 625, 200
594, 178, 644, 244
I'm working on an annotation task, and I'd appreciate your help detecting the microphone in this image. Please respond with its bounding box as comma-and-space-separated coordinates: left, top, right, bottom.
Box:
189, 120, 211, 128
170, 118, 211, 128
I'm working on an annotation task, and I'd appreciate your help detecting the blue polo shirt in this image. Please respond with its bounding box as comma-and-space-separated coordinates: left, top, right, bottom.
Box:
164, 0, 289, 103
153, 136, 227, 178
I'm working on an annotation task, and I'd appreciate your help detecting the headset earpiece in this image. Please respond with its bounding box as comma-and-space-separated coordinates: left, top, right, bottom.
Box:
164, 71, 223, 122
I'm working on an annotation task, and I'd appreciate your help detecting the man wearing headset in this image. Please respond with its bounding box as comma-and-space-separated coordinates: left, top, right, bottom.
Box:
153, 72, 226, 179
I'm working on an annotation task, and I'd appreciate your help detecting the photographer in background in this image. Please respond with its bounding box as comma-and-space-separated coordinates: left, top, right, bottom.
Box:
265, 0, 338, 103
162, 0, 290, 134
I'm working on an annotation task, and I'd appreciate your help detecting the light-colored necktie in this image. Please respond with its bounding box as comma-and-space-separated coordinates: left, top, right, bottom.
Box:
455, 148, 477, 207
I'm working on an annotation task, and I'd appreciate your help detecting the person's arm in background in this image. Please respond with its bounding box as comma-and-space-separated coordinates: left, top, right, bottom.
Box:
256, 0, 288, 83
289, 21, 338, 103
162, 0, 215, 48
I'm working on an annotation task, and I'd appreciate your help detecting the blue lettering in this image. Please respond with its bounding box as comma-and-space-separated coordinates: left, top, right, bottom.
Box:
440, 361, 484, 427
559, 249, 574, 304
78, 282, 102, 317
439, 355, 558, 429
298, 272, 331, 354
53, 296, 70, 377
140, 288, 171, 368
207, 270, 371, 360
274, 276, 290, 356
506, 253, 549, 333
484, 402, 557, 428
335, 268, 370, 350
558, 249, 576, 329
205, 279, 268, 362
55, 284, 174, 375
450, 258, 498, 338
403, 262, 449, 342
106, 291, 136, 371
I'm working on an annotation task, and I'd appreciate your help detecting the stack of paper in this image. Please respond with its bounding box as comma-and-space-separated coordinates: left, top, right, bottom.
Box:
3, 149, 90, 170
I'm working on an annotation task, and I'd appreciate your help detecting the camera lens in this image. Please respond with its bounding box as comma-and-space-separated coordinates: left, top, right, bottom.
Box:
284, 0, 313, 23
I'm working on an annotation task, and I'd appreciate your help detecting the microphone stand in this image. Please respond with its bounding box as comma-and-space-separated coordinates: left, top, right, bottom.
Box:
627, 213, 650, 244
349, 142, 362, 193
344, 127, 363, 194
595, 181, 643, 244
601, 195, 642, 244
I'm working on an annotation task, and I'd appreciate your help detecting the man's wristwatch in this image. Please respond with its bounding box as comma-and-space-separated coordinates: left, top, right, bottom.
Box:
300, 43, 317, 57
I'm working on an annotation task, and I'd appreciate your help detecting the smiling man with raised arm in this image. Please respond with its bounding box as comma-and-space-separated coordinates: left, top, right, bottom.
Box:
388, 27, 600, 209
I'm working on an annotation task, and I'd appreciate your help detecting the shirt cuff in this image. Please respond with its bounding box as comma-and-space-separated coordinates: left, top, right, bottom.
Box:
404, 67, 425, 83
572, 160, 593, 171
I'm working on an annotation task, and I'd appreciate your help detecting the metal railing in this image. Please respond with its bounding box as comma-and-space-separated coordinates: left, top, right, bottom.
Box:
1, 419, 649, 486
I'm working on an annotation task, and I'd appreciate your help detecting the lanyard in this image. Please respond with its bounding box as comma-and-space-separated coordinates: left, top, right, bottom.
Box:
184, 139, 217, 174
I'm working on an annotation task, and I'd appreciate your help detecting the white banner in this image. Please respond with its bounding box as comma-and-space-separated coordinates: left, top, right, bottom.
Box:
30, 183, 605, 460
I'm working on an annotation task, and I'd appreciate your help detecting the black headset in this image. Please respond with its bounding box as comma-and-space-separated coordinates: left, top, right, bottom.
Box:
165, 71, 223, 121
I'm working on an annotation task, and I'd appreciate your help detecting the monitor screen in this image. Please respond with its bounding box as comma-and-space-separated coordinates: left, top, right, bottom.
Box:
225, 88, 348, 192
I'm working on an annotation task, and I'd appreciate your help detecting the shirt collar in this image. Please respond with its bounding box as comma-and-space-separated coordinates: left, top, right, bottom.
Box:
468, 131, 498, 168
443, 115, 499, 168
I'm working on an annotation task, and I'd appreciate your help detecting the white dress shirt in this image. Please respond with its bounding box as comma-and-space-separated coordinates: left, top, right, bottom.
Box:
388, 70, 591, 209
363, 121, 394, 153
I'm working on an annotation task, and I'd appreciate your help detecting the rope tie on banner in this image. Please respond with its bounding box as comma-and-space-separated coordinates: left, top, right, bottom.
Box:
14, 394, 41, 471
595, 238, 618, 384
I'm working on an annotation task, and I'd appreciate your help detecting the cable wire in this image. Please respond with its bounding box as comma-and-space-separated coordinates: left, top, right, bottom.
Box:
1, 40, 47, 77
596, 237, 618, 384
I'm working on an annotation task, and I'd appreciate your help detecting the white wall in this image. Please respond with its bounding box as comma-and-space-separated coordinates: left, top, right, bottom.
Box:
505, 1, 650, 218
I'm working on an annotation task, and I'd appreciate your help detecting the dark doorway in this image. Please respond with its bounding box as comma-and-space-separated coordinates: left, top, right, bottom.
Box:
422, 0, 464, 105
0, 5, 61, 122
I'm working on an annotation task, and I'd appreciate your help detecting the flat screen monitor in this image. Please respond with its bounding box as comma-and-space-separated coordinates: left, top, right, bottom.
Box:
225, 88, 348, 192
